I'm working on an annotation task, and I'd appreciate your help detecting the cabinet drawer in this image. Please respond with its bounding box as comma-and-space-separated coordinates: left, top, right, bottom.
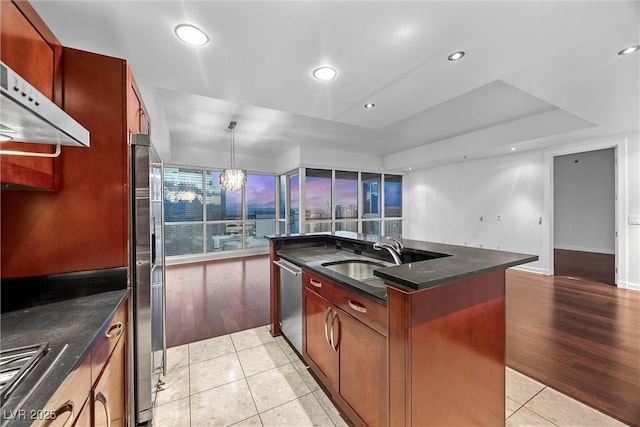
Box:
32, 359, 91, 427
303, 270, 387, 336
91, 299, 127, 383
303, 270, 342, 304
335, 286, 387, 337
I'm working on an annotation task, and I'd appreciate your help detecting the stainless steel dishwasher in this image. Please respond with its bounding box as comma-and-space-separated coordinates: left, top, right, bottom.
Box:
274, 259, 302, 354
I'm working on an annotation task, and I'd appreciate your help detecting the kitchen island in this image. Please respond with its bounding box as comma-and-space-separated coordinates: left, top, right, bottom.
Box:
269, 232, 537, 427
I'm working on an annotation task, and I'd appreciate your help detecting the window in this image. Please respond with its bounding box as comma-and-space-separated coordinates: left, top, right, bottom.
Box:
384, 220, 403, 237
164, 167, 277, 258
304, 169, 332, 233
335, 171, 358, 219
362, 220, 381, 235
246, 174, 276, 247
289, 174, 300, 234
164, 168, 204, 257
278, 174, 286, 219
206, 171, 241, 221
384, 174, 403, 217
164, 167, 203, 222
163, 165, 403, 259
305, 169, 332, 220
362, 172, 381, 218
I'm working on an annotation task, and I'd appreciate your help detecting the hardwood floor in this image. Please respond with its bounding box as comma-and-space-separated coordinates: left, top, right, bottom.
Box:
506, 269, 639, 426
165, 255, 270, 348
554, 248, 616, 285
165, 256, 639, 426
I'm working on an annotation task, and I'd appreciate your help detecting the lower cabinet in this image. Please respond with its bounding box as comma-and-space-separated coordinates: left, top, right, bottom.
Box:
93, 336, 126, 427
302, 270, 387, 427
33, 297, 127, 427
73, 399, 92, 427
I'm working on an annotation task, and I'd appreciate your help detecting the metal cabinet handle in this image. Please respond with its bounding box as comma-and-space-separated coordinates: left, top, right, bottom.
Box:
273, 260, 301, 275
96, 391, 111, 427
105, 321, 123, 339
324, 307, 332, 346
309, 278, 322, 288
46, 401, 74, 427
348, 300, 367, 314
330, 311, 338, 351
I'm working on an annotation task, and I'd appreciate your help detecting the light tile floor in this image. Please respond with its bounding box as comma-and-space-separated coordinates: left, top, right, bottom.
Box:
153, 325, 628, 427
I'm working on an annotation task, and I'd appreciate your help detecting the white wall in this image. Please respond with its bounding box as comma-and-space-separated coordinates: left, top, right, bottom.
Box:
170, 146, 280, 174
404, 133, 640, 290
170, 144, 386, 175
625, 133, 640, 290
553, 148, 615, 253
405, 150, 546, 273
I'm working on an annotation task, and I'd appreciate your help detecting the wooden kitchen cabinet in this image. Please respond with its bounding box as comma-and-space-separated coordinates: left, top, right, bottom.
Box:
32, 296, 128, 427
2, 47, 149, 278
302, 270, 387, 427
92, 298, 128, 427
93, 337, 126, 427
126, 67, 149, 135
337, 311, 387, 427
0, 0, 62, 190
32, 359, 91, 427
303, 287, 338, 389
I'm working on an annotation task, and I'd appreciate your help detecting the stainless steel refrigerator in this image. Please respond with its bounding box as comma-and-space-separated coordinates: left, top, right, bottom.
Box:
129, 133, 166, 426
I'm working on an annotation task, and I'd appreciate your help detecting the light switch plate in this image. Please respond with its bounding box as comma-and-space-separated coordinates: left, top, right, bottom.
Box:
629, 216, 640, 225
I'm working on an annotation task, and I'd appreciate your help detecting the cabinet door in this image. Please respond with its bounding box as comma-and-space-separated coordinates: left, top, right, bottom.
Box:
338, 310, 387, 427
94, 336, 126, 427
303, 288, 338, 389
71, 398, 92, 427
126, 68, 149, 135
0, 0, 60, 189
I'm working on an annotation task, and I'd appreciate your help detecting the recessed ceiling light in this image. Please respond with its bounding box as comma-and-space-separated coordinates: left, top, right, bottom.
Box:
175, 24, 209, 46
511, 147, 516, 151
448, 51, 466, 61
618, 45, 640, 56
364, 103, 375, 109
312, 66, 337, 81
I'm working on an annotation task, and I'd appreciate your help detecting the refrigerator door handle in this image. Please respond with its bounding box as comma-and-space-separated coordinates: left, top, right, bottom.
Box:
151, 232, 156, 265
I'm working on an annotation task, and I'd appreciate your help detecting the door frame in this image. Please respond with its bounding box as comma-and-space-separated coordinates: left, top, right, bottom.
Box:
542, 136, 627, 286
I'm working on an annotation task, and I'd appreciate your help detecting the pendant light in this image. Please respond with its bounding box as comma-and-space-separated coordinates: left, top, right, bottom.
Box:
219, 121, 246, 191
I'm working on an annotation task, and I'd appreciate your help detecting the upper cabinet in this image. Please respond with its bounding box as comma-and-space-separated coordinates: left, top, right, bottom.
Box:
0, 0, 62, 190
127, 68, 150, 135
0, 0, 57, 97
1, 25, 151, 278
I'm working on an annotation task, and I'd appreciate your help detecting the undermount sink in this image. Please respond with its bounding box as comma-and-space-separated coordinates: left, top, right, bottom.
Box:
321, 259, 394, 281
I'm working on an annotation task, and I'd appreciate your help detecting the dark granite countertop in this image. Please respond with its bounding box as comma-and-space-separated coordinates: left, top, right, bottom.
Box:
1, 289, 128, 427
270, 231, 538, 297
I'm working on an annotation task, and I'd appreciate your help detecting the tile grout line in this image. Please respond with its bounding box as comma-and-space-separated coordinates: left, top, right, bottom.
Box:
511, 385, 561, 427
189, 343, 193, 427
230, 332, 265, 426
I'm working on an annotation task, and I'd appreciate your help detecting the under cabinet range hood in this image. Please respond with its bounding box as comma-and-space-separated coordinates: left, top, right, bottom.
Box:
0, 62, 89, 147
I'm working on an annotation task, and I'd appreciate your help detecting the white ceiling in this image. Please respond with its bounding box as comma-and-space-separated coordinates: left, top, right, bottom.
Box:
31, 1, 640, 171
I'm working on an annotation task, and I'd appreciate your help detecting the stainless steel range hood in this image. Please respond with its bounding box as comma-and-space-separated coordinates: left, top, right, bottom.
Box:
0, 61, 89, 148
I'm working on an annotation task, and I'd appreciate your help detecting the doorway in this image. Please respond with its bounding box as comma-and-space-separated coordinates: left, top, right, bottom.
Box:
553, 148, 616, 284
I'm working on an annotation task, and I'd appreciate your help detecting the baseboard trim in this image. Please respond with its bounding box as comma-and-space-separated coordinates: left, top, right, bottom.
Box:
618, 281, 640, 292
554, 246, 615, 255
511, 265, 549, 275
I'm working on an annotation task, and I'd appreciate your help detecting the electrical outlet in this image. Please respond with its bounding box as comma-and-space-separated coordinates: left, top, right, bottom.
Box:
497, 244, 501, 249
629, 216, 640, 225
497, 215, 502, 222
